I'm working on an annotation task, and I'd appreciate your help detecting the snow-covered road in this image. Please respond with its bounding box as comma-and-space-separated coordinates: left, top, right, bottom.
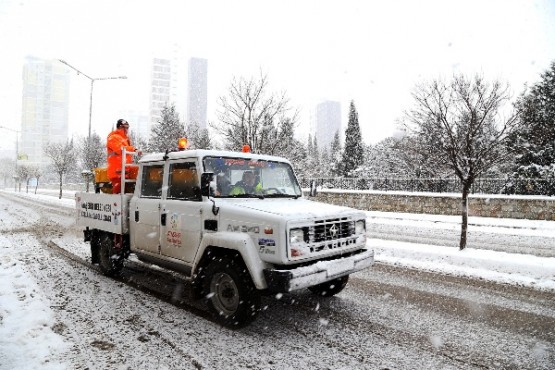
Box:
1, 189, 555, 369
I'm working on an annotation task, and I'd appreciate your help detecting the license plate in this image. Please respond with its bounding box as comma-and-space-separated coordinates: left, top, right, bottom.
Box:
327, 258, 355, 277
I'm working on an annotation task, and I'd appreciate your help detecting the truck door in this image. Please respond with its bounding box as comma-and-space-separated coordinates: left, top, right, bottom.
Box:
160, 159, 202, 264
130, 163, 164, 254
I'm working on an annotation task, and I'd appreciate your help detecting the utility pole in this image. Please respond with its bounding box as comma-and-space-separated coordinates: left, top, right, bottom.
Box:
58, 60, 127, 139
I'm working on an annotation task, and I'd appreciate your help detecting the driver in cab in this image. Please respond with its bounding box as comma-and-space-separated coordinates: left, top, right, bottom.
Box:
229, 170, 262, 195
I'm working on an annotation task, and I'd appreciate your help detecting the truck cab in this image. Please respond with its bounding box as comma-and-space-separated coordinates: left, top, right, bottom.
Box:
77, 148, 373, 327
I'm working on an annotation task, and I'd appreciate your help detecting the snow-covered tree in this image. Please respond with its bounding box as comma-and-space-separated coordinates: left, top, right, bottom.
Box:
406, 74, 518, 249
329, 131, 342, 177
359, 138, 407, 178
186, 123, 212, 150
302, 134, 319, 177
79, 133, 106, 171
320, 148, 330, 177
44, 140, 77, 199
282, 137, 308, 177
507, 61, 555, 195
148, 103, 186, 152
216, 72, 299, 154
340, 101, 364, 177
270, 118, 301, 159
401, 136, 454, 178
312, 137, 322, 176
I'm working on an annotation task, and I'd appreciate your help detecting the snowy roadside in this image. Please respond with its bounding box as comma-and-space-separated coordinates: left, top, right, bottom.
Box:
4, 188, 555, 292
0, 234, 70, 370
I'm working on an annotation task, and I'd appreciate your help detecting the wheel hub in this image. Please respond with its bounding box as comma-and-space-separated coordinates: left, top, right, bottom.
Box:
211, 272, 239, 315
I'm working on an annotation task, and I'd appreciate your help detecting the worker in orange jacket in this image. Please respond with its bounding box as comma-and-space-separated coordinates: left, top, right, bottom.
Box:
107, 119, 140, 194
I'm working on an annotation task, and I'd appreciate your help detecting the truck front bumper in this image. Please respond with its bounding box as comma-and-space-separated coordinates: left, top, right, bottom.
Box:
263, 249, 374, 293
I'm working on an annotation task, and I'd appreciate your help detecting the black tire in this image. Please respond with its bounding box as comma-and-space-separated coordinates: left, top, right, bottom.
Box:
202, 255, 261, 328
98, 233, 124, 276
90, 231, 101, 264
308, 275, 349, 297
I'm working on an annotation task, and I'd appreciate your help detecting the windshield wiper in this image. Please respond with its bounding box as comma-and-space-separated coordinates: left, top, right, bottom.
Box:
264, 194, 300, 199
226, 193, 265, 199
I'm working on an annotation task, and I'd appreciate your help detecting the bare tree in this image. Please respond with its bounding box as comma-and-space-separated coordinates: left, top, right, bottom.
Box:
32, 166, 42, 194
17, 165, 30, 193
18, 164, 40, 193
406, 75, 518, 249
44, 140, 76, 199
216, 72, 299, 154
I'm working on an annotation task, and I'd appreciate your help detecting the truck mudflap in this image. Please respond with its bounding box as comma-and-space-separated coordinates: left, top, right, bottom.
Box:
263, 249, 374, 293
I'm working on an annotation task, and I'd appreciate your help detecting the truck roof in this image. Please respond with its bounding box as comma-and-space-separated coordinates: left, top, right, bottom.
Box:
139, 149, 293, 165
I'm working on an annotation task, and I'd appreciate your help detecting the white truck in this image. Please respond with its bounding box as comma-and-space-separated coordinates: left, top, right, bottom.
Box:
76, 146, 373, 327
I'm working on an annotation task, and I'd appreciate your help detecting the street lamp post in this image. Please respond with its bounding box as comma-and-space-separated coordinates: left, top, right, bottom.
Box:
0, 125, 20, 192
58, 59, 127, 138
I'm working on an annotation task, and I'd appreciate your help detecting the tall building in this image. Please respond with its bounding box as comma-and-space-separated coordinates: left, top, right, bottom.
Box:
149, 58, 172, 129
20, 56, 70, 167
315, 101, 341, 148
187, 57, 208, 130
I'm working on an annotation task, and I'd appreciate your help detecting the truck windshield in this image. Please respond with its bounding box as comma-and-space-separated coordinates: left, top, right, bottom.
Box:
203, 156, 302, 198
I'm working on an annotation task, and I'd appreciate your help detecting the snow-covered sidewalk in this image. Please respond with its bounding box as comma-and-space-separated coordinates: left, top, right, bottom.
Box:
372, 239, 555, 291
367, 210, 555, 291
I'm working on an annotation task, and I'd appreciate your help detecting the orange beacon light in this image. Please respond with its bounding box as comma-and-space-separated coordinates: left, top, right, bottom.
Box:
178, 137, 188, 150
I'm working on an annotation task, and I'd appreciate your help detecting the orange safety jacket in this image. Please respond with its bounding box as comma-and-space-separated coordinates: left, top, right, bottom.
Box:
106, 128, 136, 179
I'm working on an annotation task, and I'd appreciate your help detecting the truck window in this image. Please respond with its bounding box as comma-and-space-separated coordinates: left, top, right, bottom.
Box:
168, 162, 201, 201
140, 165, 164, 198
203, 156, 302, 198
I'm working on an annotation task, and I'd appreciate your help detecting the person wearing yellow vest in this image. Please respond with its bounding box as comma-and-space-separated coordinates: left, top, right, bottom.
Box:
229, 170, 263, 195
107, 119, 139, 194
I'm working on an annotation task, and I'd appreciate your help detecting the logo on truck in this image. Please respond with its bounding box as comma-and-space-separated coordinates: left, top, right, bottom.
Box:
166, 213, 182, 246
227, 224, 260, 233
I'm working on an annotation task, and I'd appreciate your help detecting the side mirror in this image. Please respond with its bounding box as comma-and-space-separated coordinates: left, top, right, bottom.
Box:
201, 172, 215, 197
309, 180, 318, 197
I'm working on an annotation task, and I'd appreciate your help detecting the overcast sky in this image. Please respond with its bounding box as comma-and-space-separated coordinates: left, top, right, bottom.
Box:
1, 0, 554, 152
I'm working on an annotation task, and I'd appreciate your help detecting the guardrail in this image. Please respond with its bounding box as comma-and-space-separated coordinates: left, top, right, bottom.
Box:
306, 189, 555, 220
299, 177, 552, 195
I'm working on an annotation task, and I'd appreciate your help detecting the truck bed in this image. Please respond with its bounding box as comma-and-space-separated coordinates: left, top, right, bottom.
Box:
75, 192, 132, 234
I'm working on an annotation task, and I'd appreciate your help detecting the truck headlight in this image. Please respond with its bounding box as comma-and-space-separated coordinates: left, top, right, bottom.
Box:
289, 228, 304, 244
355, 220, 366, 234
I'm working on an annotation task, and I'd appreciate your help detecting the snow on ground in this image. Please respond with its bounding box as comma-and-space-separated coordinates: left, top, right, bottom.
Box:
1, 188, 555, 369
0, 234, 70, 370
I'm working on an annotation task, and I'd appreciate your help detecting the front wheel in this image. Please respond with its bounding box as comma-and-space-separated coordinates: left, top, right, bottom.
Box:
202, 255, 261, 328
308, 275, 349, 297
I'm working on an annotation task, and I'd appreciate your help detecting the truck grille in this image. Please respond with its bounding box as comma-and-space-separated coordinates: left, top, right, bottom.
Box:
289, 217, 362, 257
311, 218, 355, 242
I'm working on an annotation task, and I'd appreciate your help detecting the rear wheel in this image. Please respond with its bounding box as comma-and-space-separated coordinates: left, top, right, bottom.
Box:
308, 275, 349, 297
202, 255, 261, 328
98, 233, 124, 276
90, 230, 101, 264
